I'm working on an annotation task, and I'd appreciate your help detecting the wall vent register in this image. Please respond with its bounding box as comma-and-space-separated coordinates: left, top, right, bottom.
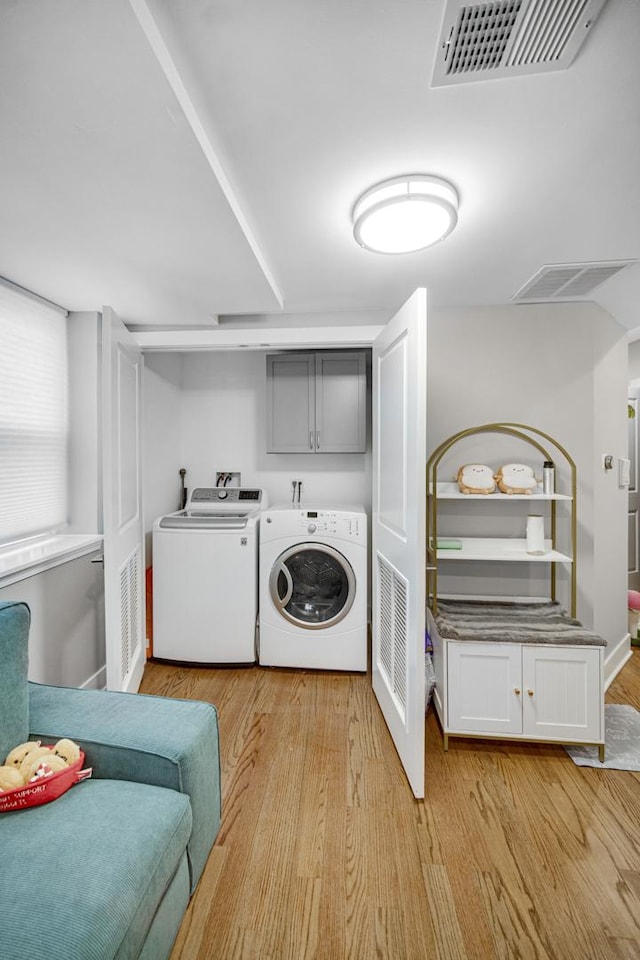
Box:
431, 0, 608, 87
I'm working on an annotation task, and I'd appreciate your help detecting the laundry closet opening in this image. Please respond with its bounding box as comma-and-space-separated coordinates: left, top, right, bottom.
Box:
142, 346, 374, 658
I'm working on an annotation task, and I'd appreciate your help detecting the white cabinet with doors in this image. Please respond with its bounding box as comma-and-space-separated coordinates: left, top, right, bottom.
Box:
444, 639, 603, 748
266, 351, 366, 453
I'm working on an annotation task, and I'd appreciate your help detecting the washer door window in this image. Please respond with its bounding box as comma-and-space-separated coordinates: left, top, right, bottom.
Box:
270, 544, 356, 629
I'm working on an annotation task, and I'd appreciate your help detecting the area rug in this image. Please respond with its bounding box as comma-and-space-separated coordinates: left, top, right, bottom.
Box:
565, 704, 640, 770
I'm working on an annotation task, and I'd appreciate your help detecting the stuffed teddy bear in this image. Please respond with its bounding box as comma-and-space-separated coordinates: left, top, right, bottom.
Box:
496, 463, 538, 495
22, 752, 69, 783
18, 746, 52, 780
4, 740, 42, 768
52, 738, 81, 765
0, 765, 24, 791
456, 464, 496, 495
1, 737, 82, 790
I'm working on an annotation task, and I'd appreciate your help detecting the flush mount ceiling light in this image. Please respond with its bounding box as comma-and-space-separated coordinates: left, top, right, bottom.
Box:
352, 174, 459, 254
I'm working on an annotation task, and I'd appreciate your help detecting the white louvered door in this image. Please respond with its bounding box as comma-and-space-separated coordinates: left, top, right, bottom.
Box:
101, 306, 145, 692
371, 289, 427, 798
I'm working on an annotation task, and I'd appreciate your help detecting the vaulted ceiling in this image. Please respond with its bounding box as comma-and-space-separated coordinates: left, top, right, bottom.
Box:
1, 0, 638, 329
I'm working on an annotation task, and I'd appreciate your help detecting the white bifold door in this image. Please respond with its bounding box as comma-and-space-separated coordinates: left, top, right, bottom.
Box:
101, 306, 145, 692
372, 289, 427, 798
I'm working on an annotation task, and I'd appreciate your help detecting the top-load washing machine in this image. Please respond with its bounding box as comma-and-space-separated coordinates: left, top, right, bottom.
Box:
152, 487, 267, 664
258, 504, 367, 671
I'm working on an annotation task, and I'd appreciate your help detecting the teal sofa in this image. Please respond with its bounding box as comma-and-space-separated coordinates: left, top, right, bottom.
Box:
0, 600, 221, 960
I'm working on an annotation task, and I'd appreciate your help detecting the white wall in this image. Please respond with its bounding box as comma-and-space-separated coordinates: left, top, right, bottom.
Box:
592, 312, 629, 657
143, 352, 184, 560
629, 338, 640, 381
143, 349, 372, 564
427, 302, 628, 659
0, 551, 105, 687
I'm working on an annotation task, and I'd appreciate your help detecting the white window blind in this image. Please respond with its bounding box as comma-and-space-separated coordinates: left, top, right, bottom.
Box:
0, 283, 68, 544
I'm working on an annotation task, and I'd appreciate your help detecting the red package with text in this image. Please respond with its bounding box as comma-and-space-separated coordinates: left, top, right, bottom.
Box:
0, 747, 91, 813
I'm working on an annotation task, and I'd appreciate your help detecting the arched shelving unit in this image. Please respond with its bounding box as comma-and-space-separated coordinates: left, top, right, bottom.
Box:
426, 421, 577, 616
425, 423, 605, 761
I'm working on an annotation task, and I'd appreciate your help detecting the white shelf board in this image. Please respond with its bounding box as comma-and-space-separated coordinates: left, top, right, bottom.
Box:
430, 481, 572, 501
434, 537, 572, 562
0, 534, 103, 587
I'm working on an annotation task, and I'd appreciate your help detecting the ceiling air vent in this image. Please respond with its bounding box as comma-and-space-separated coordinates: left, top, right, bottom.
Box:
431, 0, 608, 87
513, 260, 637, 302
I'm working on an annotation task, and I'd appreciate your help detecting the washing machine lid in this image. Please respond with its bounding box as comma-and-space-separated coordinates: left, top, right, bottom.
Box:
157, 487, 266, 528
158, 511, 253, 530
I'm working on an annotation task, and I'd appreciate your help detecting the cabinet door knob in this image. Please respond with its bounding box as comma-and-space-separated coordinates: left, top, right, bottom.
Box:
514, 688, 521, 695
527, 689, 534, 697
309, 431, 314, 450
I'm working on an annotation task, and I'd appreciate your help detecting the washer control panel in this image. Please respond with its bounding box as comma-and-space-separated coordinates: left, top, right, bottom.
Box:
190, 488, 264, 505
184, 487, 268, 517
262, 505, 366, 541
298, 510, 363, 540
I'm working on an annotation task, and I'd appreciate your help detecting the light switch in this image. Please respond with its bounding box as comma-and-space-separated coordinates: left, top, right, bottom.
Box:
619, 458, 631, 488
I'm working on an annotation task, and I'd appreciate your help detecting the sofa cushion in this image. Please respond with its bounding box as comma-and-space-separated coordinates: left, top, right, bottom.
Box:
0, 778, 192, 960
0, 601, 30, 762
29, 683, 221, 892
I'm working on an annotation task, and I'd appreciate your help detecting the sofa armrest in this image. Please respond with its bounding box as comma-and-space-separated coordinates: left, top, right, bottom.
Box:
28, 682, 220, 892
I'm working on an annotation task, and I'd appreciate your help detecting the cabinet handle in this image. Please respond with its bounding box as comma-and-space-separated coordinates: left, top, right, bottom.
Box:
309, 431, 314, 450
316, 430, 320, 450
527, 689, 534, 697
514, 688, 521, 696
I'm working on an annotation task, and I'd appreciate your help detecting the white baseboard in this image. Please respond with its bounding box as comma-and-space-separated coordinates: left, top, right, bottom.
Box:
604, 633, 632, 691
80, 664, 107, 690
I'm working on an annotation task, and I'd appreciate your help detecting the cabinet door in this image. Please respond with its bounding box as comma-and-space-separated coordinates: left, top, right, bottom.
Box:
448, 642, 522, 735
266, 354, 315, 453
315, 352, 366, 453
522, 646, 602, 742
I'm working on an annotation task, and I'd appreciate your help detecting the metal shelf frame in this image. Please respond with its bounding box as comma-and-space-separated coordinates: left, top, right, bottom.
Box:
426, 422, 577, 616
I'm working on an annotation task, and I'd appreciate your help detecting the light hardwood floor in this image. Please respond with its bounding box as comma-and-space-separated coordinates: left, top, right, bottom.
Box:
141, 651, 640, 960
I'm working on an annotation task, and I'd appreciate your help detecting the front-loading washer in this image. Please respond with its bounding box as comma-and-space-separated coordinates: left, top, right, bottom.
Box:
152, 487, 267, 664
258, 504, 367, 671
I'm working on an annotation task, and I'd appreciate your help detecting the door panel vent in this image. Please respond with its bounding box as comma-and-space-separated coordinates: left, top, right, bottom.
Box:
376, 552, 409, 718
120, 548, 141, 681
513, 260, 637, 301
432, 0, 608, 87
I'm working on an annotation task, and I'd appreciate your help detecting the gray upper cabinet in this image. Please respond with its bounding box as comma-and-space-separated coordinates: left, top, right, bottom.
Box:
267, 351, 367, 453
266, 353, 316, 453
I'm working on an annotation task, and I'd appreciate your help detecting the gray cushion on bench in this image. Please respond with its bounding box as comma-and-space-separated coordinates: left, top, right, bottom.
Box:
435, 598, 607, 646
